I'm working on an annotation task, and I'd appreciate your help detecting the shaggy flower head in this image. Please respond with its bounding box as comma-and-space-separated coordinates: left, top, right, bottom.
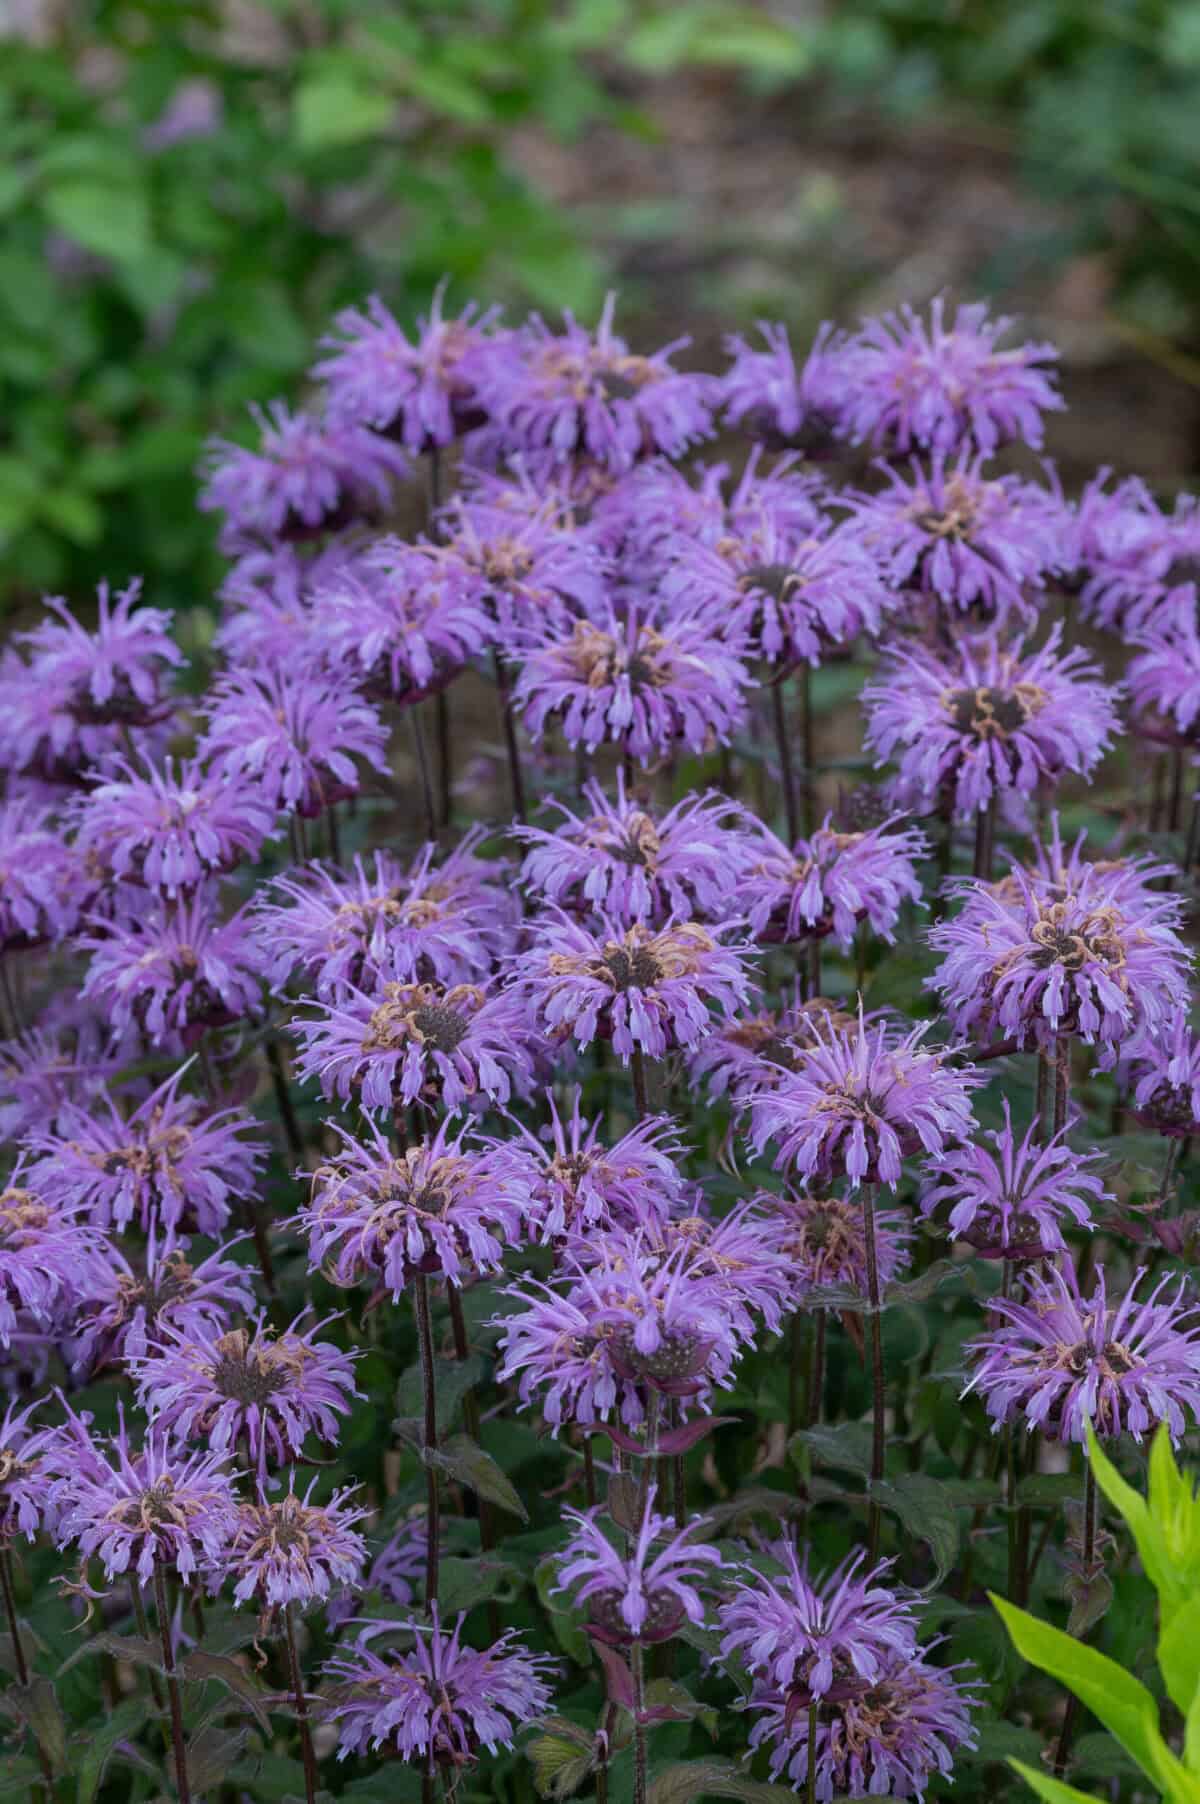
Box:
755, 1191, 911, 1294
0, 1162, 102, 1344
747, 1012, 979, 1191
314, 288, 499, 448
300, 1115, 523, 1294
74, 755, 277, 895
200, 664, 389, 815
0, 1401, 59, 1542
80, 894, 264, 1044
292, 976, 533, 1115
324, 1610, 555, 1767
132, 1312, 359, 1477
435, 471, 606, 637
741, 815, 926, 950
965, 1264, 1200, 1442
512, 603, 752, 767
225, 1478, 368, 1612
516, 913, 754, 1060
0, 800, 89, 949
921, 1098, 1107, 1257
1128, 1010, 1200, 1138
721, 320, 850, 449
53, 1413, 238, 1584
515, 777, 752, 927
863, 628, 1121, 821
314, 538, 493, 702
18, 579, 182, 727
556, 1487, 722, 1642
26, 1068, 267, 1235
689, 996, 862, 1103
73, 1227, 256, 1371
1127, 592, 1200, 745
839, 298, 1062, 453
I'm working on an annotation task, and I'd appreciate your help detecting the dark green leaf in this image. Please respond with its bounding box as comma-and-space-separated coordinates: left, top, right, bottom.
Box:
437, 1555, 521, 1616
789, 1421, 874, 1475
424, 1434, 528, 1522
76, 1696, 152, 1804
395, 1354, 487, 1437
528, 1722, 595, 1801
647, 1758, 808, 1803
870, 1473, 960, 1582
179, 1648, 271, 1730
187, 1724, 252, 1795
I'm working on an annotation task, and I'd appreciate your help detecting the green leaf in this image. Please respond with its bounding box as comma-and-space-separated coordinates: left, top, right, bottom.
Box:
76, 1697, 151, 1804
425, 1433, 527, 1520
789, 1420, 874, 1476
436, 1555, 521, 1617
647, 1758, 801, 1803
528, 1719, 595, 1800
961, 1718, 1043, 1765
869, 1473, 959, 1582
293, 74, 393, 150
1008, 1759, 1101, 1804
179, 1649, 271, 1731
0, 1760, 45, 1799
396, 1355, 487, 1438
644, 1678, 718, 1737
59, 1631, 164, 1680
12, 1677, 67, 1773
186, 1725, 251, 1795
43, 178, 151, 263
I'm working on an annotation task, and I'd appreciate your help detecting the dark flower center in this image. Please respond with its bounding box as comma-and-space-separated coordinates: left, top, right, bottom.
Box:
1028, 903, 1125, 974
599, 370, 639, 402
739, 562, 802, 603
602, 946, 662, 991
587, 1583, 682, 1643
411, 1004, 470, 1053
211, 1332, 294, 1406
945, 684, 1043, 740
614, 1327, 705, 1384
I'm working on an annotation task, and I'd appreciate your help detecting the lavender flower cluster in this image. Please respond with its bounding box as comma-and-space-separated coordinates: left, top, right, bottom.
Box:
0, 287, 1196, 1804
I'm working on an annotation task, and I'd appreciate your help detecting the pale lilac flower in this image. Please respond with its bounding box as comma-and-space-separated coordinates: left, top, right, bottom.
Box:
590, 1206, 794, 1338
314, 538, 493, 702
300, 1115, 523, 1294
1075, 469, 1197, 631
755, 1191, 911, 1294
0, 1013, 133, 1141
225, 1478, 368, 1612
741, 815, 926, 950
72, 1226, 256, 1372
74, 755, 277, 895
556, 1487, 722, 1642
292, 976, 533, 1115
515, 777, 752, 927
689, 997, 863, 1104
1127, 590, 1200, 745
18, 579, 183, 728
132, 1312, 359, 1476
920, 1099, 1107, 1257
0, 799, 89, 948
964, 1264, 1200, 1442
514, 913, 754, 1061
0, 1401, 59, 1541
0, 1163, 102, 1344
434, 471, 607, 637
747, 1012, 979, 1190
839, 299, 1062, 454
721, 320, 850, 449
200, 664, 389, 815
1127, 1010, 1200, 1137
315, 288, 500, 448
324, 1610, 555, 1766
80, 893, 264, 1043
328, 1514, 428, 1625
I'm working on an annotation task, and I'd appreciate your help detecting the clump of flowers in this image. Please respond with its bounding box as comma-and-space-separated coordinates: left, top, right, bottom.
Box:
73, 755, 277, 895
741, 815, 926, 949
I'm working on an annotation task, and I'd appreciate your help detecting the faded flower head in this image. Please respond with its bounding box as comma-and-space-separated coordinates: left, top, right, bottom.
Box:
741, 815, 926, 951
920, 1098, 1107, 1258
556, 1486, 722, 1643
314, 288, 499, 449
225, 1477, 368, 1613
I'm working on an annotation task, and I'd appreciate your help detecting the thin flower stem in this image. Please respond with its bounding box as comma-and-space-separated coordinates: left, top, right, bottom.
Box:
770, 676, 799, 845
266, 1035, 305, 1167
806, 1700, 818, 1804
806, 1310, 826, 1428
1, 1547, 54, 1786
1054, 1462, 1097, 1777
1035, 1048, 1050, 1144
1053, 1036, 1070, 1137
631, 1047, 649, 1123
409, 706, 438, 843
788, 1314, 803, 1435
862, 1181, 886, 1562
797, 661, 814, 838
808, 937, 821, 1001
492, 650, 528, 823
327, 796, 342, 866
129, 1577, 166, 1709
1169, 744, 1185, 832
414, 1273, 441, 1612
153, 1558, 191, 1804
972, 794, 997, 880
632, 1640, 648, 1804
284, 1603, 319, 1804
1160, 1136, 1184, 1213
446, 1285, 501, 1640
582, 1433, 597, 1508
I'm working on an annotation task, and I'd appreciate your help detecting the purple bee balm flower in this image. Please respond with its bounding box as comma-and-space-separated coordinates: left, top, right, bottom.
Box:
863, 626, 1121, 822
292, 975, 533, 1116
200, 400, 407, 551
74, 755, 278, 896
963, 1263, 1200, 1442
314, 287, 500, 448
464, 292, 716, 476
215, 541, 352, 670
80, 893, 264, 1044
688, 996, 863, 1104
920, 1098, 1107, 1258
926, 861, 1191, 1062
515, 913, 754, 1061
1127, 1010, 1200, 1137
200, 663, 389, 816
741, 815, 926, 951
719, 1545, 917, 1700
225, 1478, 368, 1612
556, 1486, 722, 1643
1075, 469, 1196, 631
314, 536, 494, 703
838, 298, 1063, 454
0, 1401, 59, 1541
324, 1610, 556, 1767
328, 1512, 429, 1625
847, 452, 1065, 627
72, 1226, 256, 1372
512, 602, 753, 766
255, 829, 514, 1000
0, 1011, 134, 1141
1127, 590, 1200, 746
0, 799, 90, 948
435, 470, 607, 638
26, 1068, 267, 1235
132, 1312, 359, 1476
52, 1411, 238, 1584
515, 777, 752, 928
755, 1191, 912, 1294
746, 1645, 978, 1801
300, 1115, 523, 1294
721, 320, 850, 449
481, 1088, 691, 1242
0, 1162, 103, 1344
747, 1011, 980, 1191
18, 579, 183, 729
596, 1205, 794, 1339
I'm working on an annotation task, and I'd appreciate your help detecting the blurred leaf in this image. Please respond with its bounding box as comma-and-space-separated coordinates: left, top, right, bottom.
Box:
396, 1354, 487, 1437
43, 177, 151, 263
436, 1554, 521, 1616
293, 73, 393, 150
187, 1725, 251, 1795
529, 1717, 595, 1800
789, 1420, 874, 1475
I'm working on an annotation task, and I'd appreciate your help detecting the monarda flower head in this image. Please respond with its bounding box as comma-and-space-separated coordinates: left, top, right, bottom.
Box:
747, 1012, 979, 1191
52, 1411, 238, 1584
0, 1162, 103, 1345
964, 1263, 1200, 1443
556, 1486, 722, 1643
131, 1312, 359, 1477
838, 298, 1062, 454
740, 815, 926, 951
0, 1401, 59, 1542
72, 1226, 256, 1373
300, 1115, 523, 1294
585, 1206, 794, 1339
314, 288, 499, 448
314, 538, 493, 703
847, 451, 1065, 627
199, 663, 389, 816
1074, 469, 1198, 631
1127, 1010, 1200, 1138
481, 1089, 691, 1243
435, 470, 607, 639
12, 578, 182, 744
26, 1067, 267, 1236
514, 776, 752, 928
291, 976, 533, 1116
721, 319, 850, 450
920, 1097, 1107, 1259
73, 755, 277, 896
200, 400, 407, 551
926, 862, 1191, 1062
464, 293, 716, 475
688, 996, 862, 1105
1127, 590, 1200, 747
0, 800, 89, 950
224, 1477, 368, 1613
324, 1610, 555, 1768
863, 627, 1121, 822
755, 1191, 912, 1295
515, 913, 754, 1061
255, 829, 513, 1000
512, 603, 753, 767
80, 893, 264, 1044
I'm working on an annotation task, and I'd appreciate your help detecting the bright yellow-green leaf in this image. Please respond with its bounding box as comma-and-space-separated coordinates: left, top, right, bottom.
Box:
293, 74, 393, 151
1009, 1759, 1100, 1804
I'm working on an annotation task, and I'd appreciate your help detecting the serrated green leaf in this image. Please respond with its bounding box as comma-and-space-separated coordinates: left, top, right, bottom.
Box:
425, 1434, 528, 1522
789, 1420, 874, 1475
76, 1696, 151, 1804
870, 1472, 960, 1581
